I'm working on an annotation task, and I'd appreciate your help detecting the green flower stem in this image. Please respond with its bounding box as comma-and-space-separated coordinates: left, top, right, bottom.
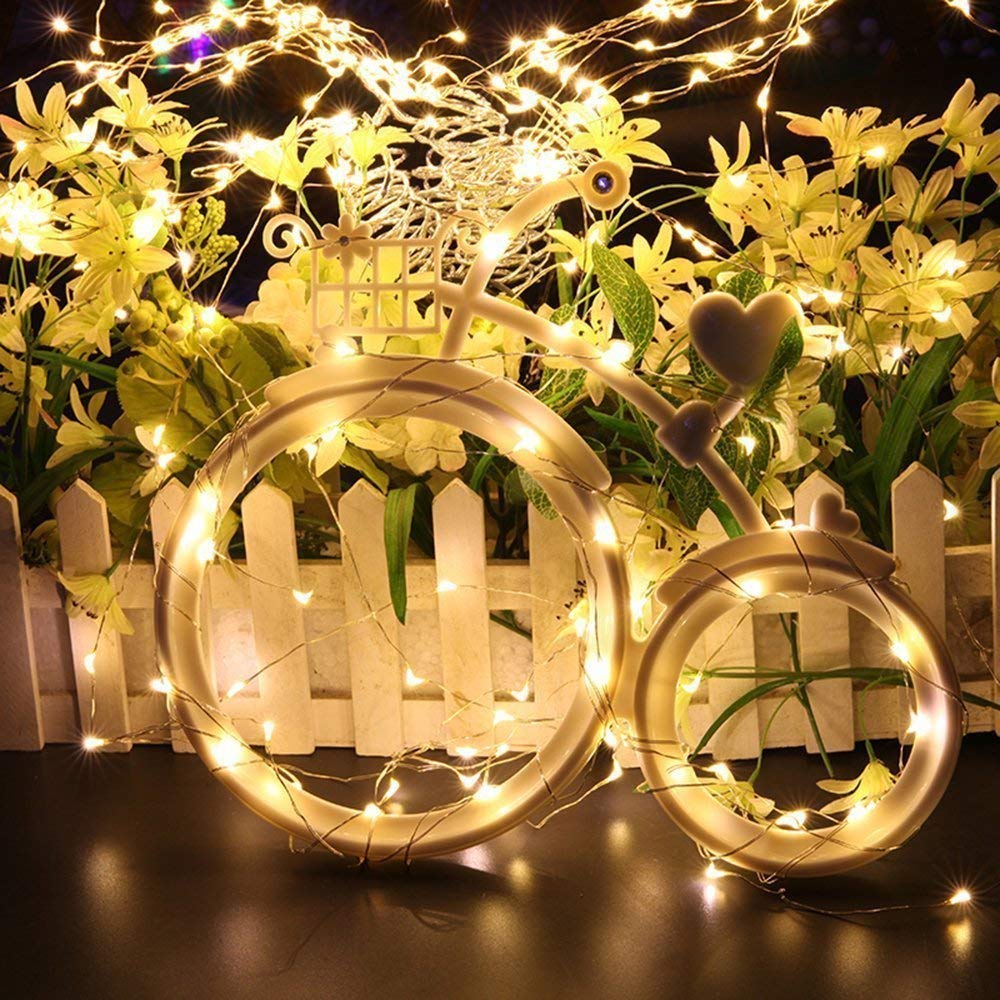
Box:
781, 612, 834, 777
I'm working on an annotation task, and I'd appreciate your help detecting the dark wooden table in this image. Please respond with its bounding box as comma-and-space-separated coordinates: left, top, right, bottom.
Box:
2, 736, 998, 999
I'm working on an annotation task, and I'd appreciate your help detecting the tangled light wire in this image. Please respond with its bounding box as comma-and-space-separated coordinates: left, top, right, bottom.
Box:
29, 0, 848, 296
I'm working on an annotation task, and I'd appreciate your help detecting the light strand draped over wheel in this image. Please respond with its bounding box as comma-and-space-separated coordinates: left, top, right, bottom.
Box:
155, 356, 630, 861
631, 529, 963, 877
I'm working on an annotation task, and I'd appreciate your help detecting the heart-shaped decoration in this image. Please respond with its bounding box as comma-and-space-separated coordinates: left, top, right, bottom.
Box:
809, 492, 860, 537
656, 400, 720, 468
688, 290, 800, 389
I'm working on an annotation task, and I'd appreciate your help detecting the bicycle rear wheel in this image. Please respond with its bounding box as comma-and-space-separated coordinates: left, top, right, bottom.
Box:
155, 354, 628, 861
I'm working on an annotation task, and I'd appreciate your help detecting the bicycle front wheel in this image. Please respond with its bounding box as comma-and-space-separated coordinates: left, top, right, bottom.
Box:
632, 528, 963, 877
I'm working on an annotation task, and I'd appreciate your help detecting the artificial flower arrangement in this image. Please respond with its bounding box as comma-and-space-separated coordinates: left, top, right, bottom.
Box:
1, 35, 998, 791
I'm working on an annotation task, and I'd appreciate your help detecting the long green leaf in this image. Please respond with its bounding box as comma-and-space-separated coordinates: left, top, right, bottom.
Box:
872, 336, 961, 529
31, 349, 119, 384
384, 483, 419, 624
17, 449, 111, 522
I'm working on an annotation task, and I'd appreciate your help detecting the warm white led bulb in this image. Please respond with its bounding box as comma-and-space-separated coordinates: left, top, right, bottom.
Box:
480, 232, 510, 260
211, 735, 242, 770
292, 589, 313, 606
602, 340, 633, 366
584, 653, 611, 689
593, 518, 617, 545
775, 809, 807, 830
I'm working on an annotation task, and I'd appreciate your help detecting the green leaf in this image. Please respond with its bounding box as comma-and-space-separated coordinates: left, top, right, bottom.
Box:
584, 407, 647, 444
117, 340, 272, 460
234, 322, 303, 378
339, 443, 389, 492
872, 336, 961, 527
90, 458, 150, 528
925, 379, 993, 475
592, 243, 657, 361
17, 448, 110, 523
720, 270, 766, 305
469, 446, 498, 493
749, 316, 803, 406
503, 467, 527, 505
665, 456, 717, 527
31, 349, 119, 385
686, 343, 720, 389
385, 483, 418, 624
518, 467, 558, 520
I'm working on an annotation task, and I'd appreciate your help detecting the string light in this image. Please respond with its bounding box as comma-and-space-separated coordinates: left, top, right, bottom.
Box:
35, 0, 972, 891
948, 887, 973, 905
292, 588, 313, 606
211, 735, 243, 770
82, 735, 106, 751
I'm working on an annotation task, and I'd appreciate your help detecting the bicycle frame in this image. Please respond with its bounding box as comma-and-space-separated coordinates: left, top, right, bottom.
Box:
151, 160, 962, 874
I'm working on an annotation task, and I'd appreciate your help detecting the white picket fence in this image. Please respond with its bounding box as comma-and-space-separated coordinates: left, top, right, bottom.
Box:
0, 463, 997, 759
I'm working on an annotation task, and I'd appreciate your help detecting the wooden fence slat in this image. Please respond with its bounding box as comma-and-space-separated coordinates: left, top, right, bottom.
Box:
892, 463, 946, 742
528, 504, 580, 727
794, 472, 855, 753
697, 511, 760, 761
243, 482, 316, 754
149, 479, 193, 752
0, 487, 44, 749
432, 481, 494, 752
339, 481, 404, 756
55, 481, 131, 751
993, 470, 1000, 736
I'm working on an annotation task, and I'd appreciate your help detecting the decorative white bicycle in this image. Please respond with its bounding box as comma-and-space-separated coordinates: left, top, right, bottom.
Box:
154, 160, 962, 876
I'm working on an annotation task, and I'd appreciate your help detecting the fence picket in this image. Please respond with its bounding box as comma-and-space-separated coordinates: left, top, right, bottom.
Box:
0, 487, 44, 749
339, 481, 404, 755
55, 481, 131, 751
243, 481, 316, 754
432, 481, 494, 752
5, 464, 997, 757
892, 463, 946, 742
528, 504, 580, 730
150, 479, 193, 752
794, 472, 855, 753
